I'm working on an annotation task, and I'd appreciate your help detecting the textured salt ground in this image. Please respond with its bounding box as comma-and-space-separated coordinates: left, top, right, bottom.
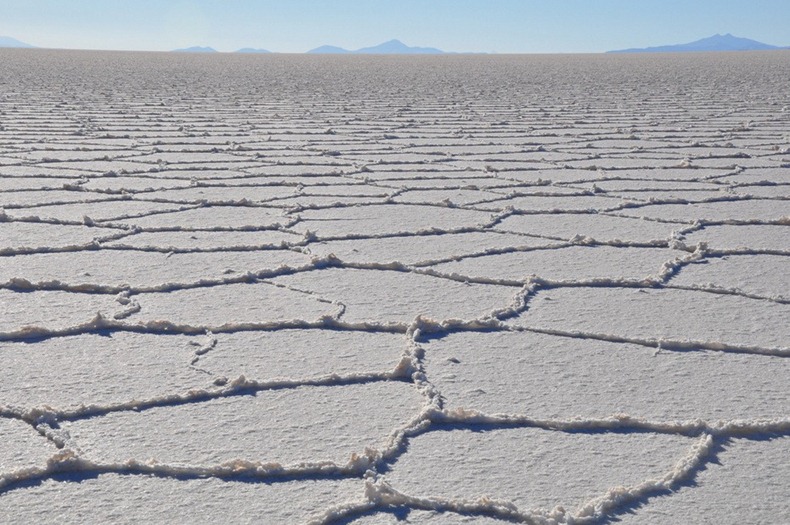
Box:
430, 246, 682, 282
298, 184, 390, 197
605, 189, 729, 202
197, 330, 405, 381
63, 382, 422, 467
0, 419, 57, 473
719, 167, 790, 184
0, 475, 365, 525
349, 510, 505, 524
216, 175, 361, 187
381, 176, 524, 189
111, 205, 290, 230
0, 289, 119, 335
140, 168, 250, 180
384, 428, 693, 514
670, 254, 790, 300
494, 212, 680, 243
0, 189, 117, 207
1, 50, 789, 524
276, 195, 388, 208
127, 282, 340, 327
509, 286, 789, 350
682, 224, 790, 251
79, 176, 194, 192
131, 184, 298, 203
570, 180, 721, 193
305, 231, 550, 266
422, 331, 790, 420
618, 198, 789, 222
0, 333, 213, 410
0, 167, 96, 180
4, 199, 189, 223
393, 188, 519, 206
471, 194, 625, 212
0, 176, 74, 190
496, 168, 603, 184
291, 204, 494, 238
104, 229, 304, 250
0, 221, 121, 251
735, 183, 790, 198
614, 437, 790, 525
272, 268, 520, 323
0, 249, 311, 289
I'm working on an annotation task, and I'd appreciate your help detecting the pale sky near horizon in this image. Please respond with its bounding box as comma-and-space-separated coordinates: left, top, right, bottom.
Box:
1, 0, 788, 53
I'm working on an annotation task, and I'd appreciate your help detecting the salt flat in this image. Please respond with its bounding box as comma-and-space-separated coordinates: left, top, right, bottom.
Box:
0, 49, 788, 524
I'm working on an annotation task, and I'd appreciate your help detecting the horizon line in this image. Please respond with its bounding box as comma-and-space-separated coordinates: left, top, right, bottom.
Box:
3, 46, 790, 55
2, 34, 789, 55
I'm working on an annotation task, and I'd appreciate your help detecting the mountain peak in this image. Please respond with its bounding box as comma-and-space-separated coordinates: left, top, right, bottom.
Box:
0, 36, 35, 48
172, 46, 217, 53
307, 39, 444, 55
307, 45, 352, 54
235, 48, 271, 54
608, 34, 785, 53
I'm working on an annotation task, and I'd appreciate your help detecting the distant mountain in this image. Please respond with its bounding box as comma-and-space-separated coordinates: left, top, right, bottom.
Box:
307, 39, 445, 54
307, 45, 352, 54
608, 33, 787, 53
356, 39, 444, 54
172, 46, 217, 53
0, 36, 35, 48
235, 48, 272, 54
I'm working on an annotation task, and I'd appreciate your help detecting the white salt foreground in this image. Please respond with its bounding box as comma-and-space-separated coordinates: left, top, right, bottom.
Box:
0, 50, 788, 524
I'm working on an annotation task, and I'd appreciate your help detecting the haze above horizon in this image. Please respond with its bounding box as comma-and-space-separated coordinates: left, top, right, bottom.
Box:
1, 0, 788, 54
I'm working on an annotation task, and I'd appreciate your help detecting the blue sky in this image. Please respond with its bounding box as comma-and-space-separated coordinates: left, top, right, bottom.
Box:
1, 0, 788, 53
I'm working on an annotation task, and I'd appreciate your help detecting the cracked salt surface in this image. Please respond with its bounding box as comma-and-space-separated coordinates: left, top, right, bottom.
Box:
423, 331, 790, 420
64, 382, 423, 468
614, 437, 790, 525
198, 329, 406, 381
111, 204, 290, 230
618, 198, 789, 222
349, 511, 505, 524
0, 475, 365, 524
0, 419, 57, 472
105, 229, 303, 250
5, 199, 188, 223
384, 427, 693, 514
0, 289, 119, 336
671, 254, 789, 300
292, 203, 493, 239
511, 287, 789, 351
273, 268, 520, 323
305, 231, 549, 266
0, 249, 311, 289
0, 221, 118, 252
430, 245, 682, 282
495, 212, 680, 243
0, 333, 209, 410
1, 50, 788, 523
128, 281, 340, 328
682, 224, 790, 252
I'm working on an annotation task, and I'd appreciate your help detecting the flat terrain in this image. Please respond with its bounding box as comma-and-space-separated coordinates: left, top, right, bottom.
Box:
0, 49, 788, 524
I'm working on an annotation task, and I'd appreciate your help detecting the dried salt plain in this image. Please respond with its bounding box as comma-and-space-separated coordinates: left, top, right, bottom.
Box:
0, 49, 789, 524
